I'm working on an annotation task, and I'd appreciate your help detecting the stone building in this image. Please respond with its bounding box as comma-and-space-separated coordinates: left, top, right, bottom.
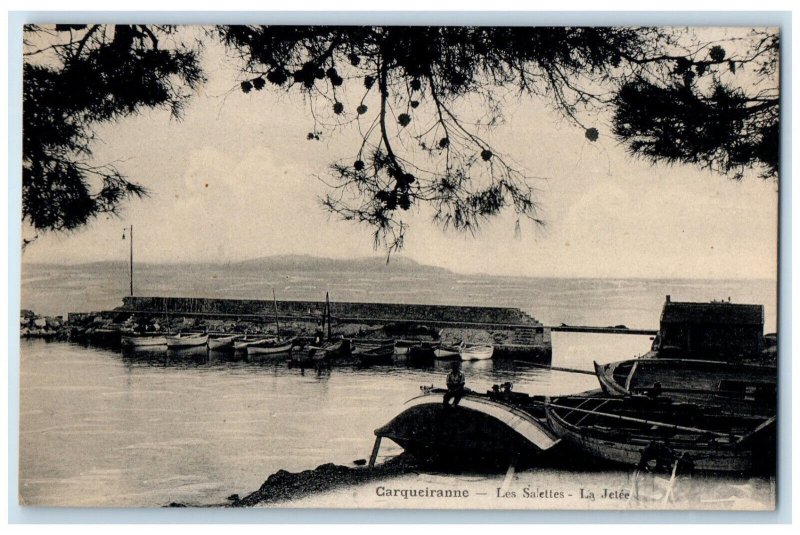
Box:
654, 295, 764, 360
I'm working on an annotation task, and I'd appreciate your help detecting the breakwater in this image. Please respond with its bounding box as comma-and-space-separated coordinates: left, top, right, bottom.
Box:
116, 296, 541, 327
64, 295, 552, 360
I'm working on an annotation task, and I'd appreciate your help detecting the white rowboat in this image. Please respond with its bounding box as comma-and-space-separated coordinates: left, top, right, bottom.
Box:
208, 335, 241, 350
247, 338, 294, 355
166, 333, 209, 349
121, 334, 167, 347
433, 345, 461, 359
460, 344, 494, 361
233, 336, 275, 351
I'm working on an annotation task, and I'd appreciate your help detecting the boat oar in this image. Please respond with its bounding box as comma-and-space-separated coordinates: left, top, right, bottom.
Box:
514, 361, 597, 376
539, 399, 741, 439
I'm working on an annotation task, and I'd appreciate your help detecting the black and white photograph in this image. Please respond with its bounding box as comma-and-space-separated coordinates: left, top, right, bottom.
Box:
16, 19, 780, 511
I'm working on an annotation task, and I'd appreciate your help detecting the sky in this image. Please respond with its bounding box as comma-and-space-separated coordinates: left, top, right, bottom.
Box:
19, 27, 779, 280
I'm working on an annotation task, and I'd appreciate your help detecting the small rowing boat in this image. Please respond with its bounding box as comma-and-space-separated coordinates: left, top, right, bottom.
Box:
233, 336, 274, 351
393, 340, 414, 355
460, 343, 494, 361
121, 333, 167, 348
353, 343, 395, 366
165, 332, 209, 349
433, 344, 461, 359
208, 334, 241, 351
544, 392, 775, 474
246, 337, 295, 355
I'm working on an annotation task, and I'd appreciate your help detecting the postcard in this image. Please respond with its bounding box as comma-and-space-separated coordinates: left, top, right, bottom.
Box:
18, 22, 779, 510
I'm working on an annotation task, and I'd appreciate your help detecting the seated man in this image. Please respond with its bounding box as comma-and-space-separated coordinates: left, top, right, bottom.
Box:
443, 361, 466, 407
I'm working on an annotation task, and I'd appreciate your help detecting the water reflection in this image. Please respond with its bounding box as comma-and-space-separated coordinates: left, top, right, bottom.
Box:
18, 334, 657, 507
118, 344, 558, 390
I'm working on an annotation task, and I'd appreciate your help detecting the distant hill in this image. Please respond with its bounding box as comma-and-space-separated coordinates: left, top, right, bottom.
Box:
26, 254, 454, 276
230, 254, 452, 274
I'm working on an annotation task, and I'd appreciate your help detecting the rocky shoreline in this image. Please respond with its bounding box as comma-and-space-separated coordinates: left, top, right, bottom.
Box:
164, 454, 420, 508
20, 310, 68, 340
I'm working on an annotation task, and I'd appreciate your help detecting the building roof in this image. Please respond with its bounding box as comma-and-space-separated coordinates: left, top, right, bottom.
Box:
660, 301, 764, 325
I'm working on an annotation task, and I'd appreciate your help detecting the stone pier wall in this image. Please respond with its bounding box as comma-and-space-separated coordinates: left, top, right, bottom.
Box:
118, 296, 542, 328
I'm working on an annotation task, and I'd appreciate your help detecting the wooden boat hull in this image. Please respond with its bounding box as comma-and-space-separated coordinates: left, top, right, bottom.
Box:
247, 340, 294, 355
233, 337, 274, 351
289, 347, 328, 367
165, 334, 209, 349
460, 345, 494, 361
315, 338, 351, 360
375, 391, 560, 467
433, 346, 460, 359
355, 345, 395, 365
593, 358, 777, 416
208, 335, 240, 351
544, 395, 774, 474
121, 334, 167, 347
393, 341, 411, 355
405, 343, 437, 363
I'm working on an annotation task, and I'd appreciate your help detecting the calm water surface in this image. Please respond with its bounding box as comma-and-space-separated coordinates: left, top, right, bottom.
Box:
19, 272, 776, 507
20, 333, 651, 507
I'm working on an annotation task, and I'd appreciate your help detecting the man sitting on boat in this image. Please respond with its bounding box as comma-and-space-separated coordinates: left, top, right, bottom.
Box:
443, 362, 466, 407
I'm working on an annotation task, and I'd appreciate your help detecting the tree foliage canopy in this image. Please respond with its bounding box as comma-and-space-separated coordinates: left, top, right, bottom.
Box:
23, 25, 203, 238
22, 24, 779, 250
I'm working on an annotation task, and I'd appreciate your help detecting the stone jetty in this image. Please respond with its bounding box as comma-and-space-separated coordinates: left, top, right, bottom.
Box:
45, 295, 553, 360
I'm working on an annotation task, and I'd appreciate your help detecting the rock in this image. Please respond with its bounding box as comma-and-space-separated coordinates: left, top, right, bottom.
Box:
234, 453, 418, 507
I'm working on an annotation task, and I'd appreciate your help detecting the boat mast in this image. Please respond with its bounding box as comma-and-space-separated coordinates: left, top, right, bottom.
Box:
272, 288, 280, 337
122, 225, 134, 296
164, 298, 171, 335
129, 225, 134, 296
326, 291, 331, 340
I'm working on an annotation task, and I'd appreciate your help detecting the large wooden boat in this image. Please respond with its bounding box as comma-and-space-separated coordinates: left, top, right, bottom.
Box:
165, 332, 209, 349
373, 387, 560, 467
593, 358, 776, 416
544, 393, 775, 474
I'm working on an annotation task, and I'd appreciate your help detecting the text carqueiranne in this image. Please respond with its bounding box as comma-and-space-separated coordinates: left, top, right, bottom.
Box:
376, 486, 469, 499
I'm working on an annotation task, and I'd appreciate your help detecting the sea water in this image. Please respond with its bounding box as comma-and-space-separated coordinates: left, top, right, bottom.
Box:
18, 271, 777, 507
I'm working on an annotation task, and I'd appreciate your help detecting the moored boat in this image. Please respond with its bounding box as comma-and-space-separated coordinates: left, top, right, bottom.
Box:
433, 344, 461, 359
233, 336, 274, 351
544, 393, 775, 474
593, 358, 776, 416
246, 337, 295, 355
315, 338, 351, 360
121, 333, 167, 347
393, 340, 414, 355
208, 334, 241, 351
289, 338, 351, 367
165, 332, 209, 349
405, 341, 438, 364
353, 343, 395, 366
373, 387, 561, 467
460, 343, 494, 361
